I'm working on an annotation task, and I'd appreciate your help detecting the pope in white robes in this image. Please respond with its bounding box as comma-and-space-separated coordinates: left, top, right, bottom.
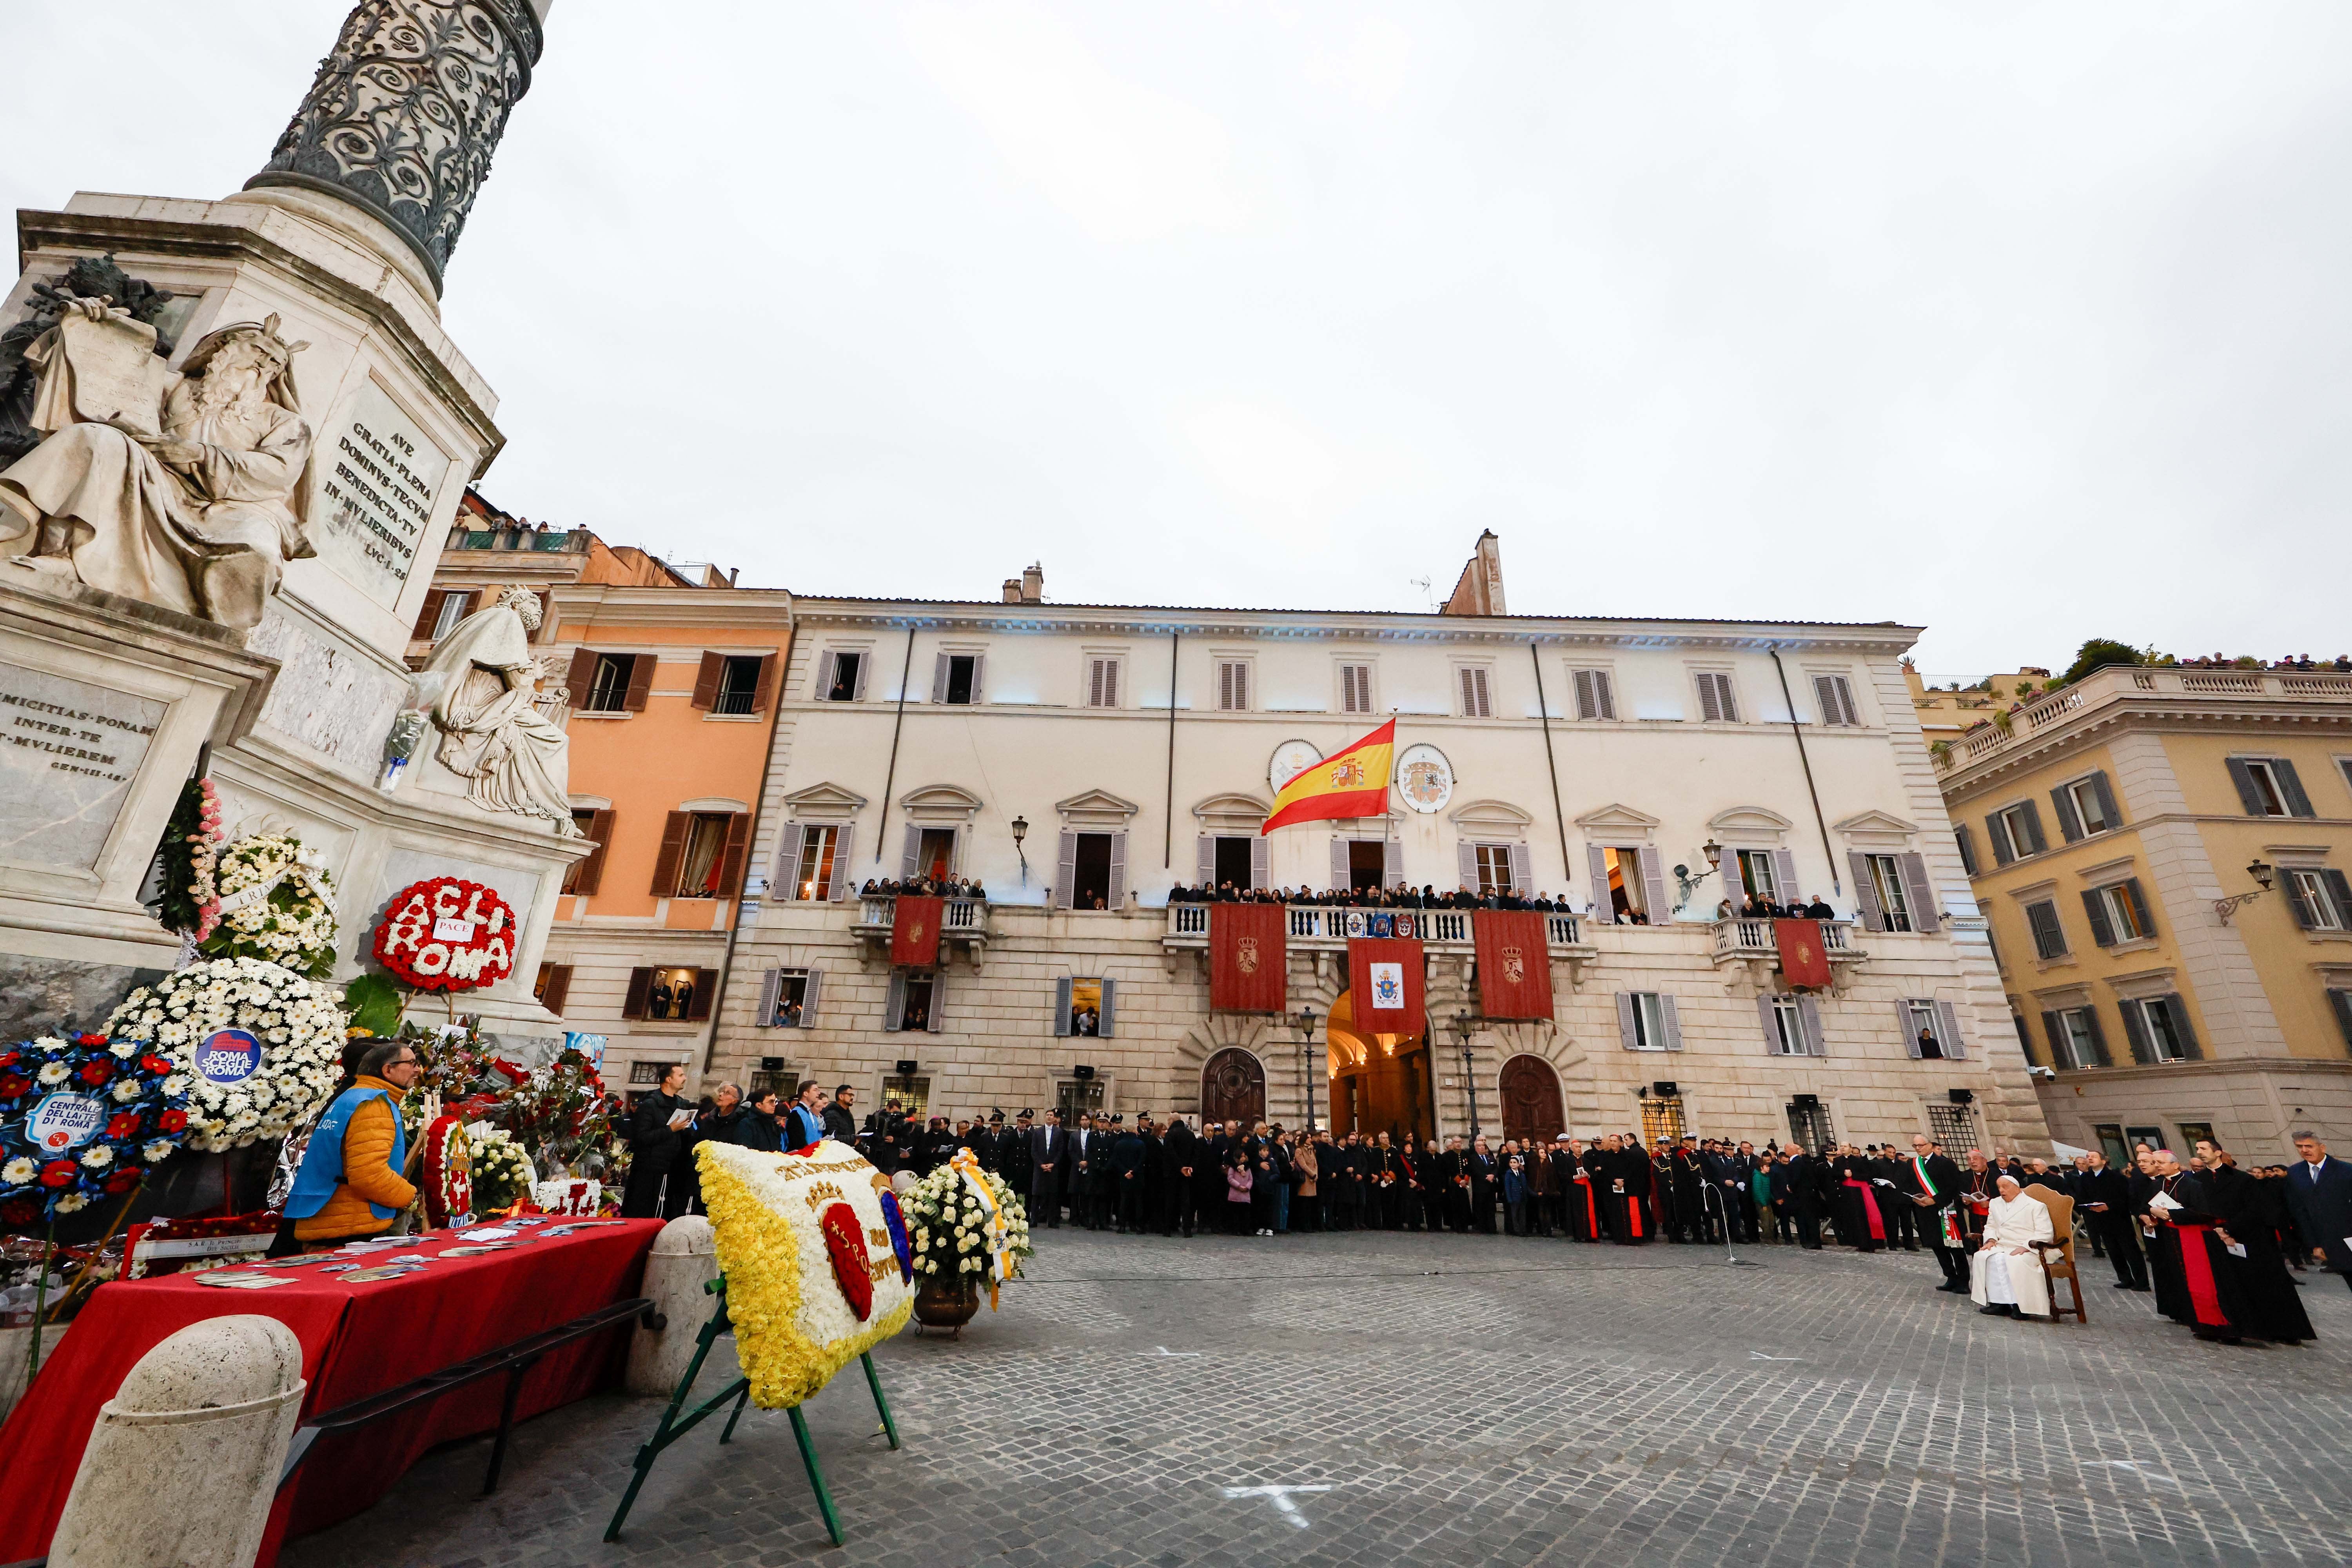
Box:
1969, 1174, 2055, 1318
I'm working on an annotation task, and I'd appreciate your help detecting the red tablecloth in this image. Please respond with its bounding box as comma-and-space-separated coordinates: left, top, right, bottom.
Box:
0, 1218, 661, 1567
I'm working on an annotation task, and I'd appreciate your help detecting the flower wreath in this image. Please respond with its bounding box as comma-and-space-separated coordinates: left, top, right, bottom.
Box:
421, 1113, 473, 1228
466, 1123, 536, 1212
103, 958, 344, 1153
0, 1034, 192, 1230
373, 878, 517, 993
153, 777, 225, 942
203, 833, 339, 978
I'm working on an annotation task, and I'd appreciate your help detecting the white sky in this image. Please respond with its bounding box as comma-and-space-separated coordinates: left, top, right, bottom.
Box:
7, 2, 2348, 680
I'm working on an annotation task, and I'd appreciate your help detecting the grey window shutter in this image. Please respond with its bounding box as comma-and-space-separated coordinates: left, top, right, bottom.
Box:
1107, 831, 1128, 907
1249, 835, 1269, 889
1898, 1002, 1922, 1057
2163, 994, 2198, 1058
1196, 835, 1215, 884
927, 976, 946, 1033
1054, 829, 1078, 908
1847, 853, 1883, 931
1660, 995, 1683, 1051
1098, 976, 1117, 1038
756, 969, 781, 1029
1799, 996, 1824, 1055
852, 653, 870, 701
2050, 784, 2084, 843
775, 824, 806, 899
1639, 851, 1671, 923
800, 969, 822, 1024
884, 971, 907, 1032
2089, 771, 2121, 829
2080, 1006, 2109, 1067
2018, 799, 2048, 855
2328, 989, 2352, 1051
1595, 671, 1617, 720
2124, 878, 2156, 938
2080, 888, 2116, 947
1331, 837, 1352, 891
2325, 870, 2352, 927
1587, 845, 1613, 922
1509, 841, 1533, 894
2025, 900, 2063, 957
1757, 995, 1782, 1053
1616, 992, 1639, 1050
930, 652, 950, 704
2276, 759, 2315, 817
1054, 977, 1073, 1036
1772, 849, 1800, 903
1898, 853, 1940, 933
2118, 1000, 2153, 1064
1697, 674, 1723, 722
969, 655, 985, 704
1934, 1000, 1965, 1060
900, 824, 922, 880
1456, 840, 1478, 889
814, 650, 836, 701
1574, 668, 1598, 720
2286, 872, 2318, 930
1986, 813, 2014, 866
1953, 824, 1977, 877
830, 824, 856, 899
2039, 1011, 2063, 1069
2226, 757, 2265, 815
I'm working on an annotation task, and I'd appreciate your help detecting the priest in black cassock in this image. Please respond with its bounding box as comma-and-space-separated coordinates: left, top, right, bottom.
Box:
1604, 1136, 1654, 1244
2195, 1141, 2315, 1344
2142, 1150, 2250, 1343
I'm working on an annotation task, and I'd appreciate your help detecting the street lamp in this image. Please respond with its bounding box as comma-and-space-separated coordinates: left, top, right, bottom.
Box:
1010, 814, 1029, 886
1452, 1009, 1483, 1141
1672, 840, 1726, 911
2214, 858, 2274, 925
1292, 1005, 1319, 1131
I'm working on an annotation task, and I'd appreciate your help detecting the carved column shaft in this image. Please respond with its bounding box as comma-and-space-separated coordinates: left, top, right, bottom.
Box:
245, 0, 546, 293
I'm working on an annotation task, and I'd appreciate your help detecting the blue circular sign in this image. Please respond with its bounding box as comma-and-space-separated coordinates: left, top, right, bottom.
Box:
195, 1028, 263, 1088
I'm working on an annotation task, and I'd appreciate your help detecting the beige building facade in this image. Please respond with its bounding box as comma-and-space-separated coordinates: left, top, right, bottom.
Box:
1938, 663, 2352, 1161
703, 556, 2051, 1156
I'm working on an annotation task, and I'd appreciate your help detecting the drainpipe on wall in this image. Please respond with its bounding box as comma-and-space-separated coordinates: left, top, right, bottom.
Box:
1767, 644, 1840, 895
872, 624, 917, 866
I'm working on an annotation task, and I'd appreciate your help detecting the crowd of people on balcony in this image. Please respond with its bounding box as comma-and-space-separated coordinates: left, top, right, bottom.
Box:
1717, 893, 1837, 920
1168, 881, 1576, 911
859, 874, 989, 902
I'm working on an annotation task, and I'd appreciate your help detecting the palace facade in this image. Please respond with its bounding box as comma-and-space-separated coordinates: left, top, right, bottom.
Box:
698, 547, 2047, 1155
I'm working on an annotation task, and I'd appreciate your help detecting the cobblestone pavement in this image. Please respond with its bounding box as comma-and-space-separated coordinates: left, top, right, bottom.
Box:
282, 1227, 2352, 1568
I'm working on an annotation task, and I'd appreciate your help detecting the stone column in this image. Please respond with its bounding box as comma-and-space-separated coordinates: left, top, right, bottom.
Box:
244, 0, 553, 294
49, 1315, 307, 1568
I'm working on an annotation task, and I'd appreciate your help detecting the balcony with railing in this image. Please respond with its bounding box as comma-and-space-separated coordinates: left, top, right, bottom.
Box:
1710, 916, 1860, 963
1937, 663, 2352, 775
1163, 903, 1586, 951
852, 896, 990, 957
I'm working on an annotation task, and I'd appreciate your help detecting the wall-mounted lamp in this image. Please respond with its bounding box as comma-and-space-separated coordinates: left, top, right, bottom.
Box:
1673, 840, 1726, 908
2214, 858, 2273, 925
1011, 814, 1029, 886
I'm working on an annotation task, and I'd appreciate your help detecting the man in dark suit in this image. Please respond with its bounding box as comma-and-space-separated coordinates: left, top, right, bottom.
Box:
1417, 1138, 1448, 1232
1000, 1110, 1033, 1194
1028, 1109, 1067, 1227
1896, 1134, 1971, 1291
1467, 1136, 1499, 1234
1775, 1142, 1823, 1249
1068, 1114, 1101, 1231
2286, 1131, 2352, 1296
1161, 1117, 1200, 1237
2073, 1148, 2148, 1291
1112, 1118, 1149, 1233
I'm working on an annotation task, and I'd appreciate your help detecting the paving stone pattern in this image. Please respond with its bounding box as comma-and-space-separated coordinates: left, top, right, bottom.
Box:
281, 1229, 2352, 1568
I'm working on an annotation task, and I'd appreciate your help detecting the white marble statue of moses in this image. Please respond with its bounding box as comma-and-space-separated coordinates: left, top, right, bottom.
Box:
0, 299, 313, 630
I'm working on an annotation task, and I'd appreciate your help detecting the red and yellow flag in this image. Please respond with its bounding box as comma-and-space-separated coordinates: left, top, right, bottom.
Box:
1262, 719, 1395, 834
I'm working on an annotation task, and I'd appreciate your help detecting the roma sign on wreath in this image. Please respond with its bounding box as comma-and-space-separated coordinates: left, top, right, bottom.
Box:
373, 877, 519, 991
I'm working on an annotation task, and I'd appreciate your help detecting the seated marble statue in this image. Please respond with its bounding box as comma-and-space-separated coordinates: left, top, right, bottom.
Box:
0, 299, 313, 631
1968, 1173, 2055, 1319
409, 585, 578, 835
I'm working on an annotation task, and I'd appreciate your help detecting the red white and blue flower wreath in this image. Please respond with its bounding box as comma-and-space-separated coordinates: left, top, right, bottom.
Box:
0, 1034, 193, 1229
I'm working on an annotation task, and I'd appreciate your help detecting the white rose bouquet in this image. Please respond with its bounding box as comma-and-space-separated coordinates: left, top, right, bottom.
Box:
904, 1157, 1032, 1301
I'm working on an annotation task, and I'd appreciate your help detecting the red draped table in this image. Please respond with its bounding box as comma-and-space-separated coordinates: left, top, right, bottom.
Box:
0, 1217, 661, 1568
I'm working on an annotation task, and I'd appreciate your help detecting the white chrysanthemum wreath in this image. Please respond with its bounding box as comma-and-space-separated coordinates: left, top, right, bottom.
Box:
205, 833, 339, 978
103, 957, 345, 1152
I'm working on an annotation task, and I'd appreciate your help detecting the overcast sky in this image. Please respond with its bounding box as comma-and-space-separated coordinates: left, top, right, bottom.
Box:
7, 2, 2348, 679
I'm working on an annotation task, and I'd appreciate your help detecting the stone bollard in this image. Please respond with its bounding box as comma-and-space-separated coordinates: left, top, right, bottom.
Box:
626, 1213, 717, 1396
50, 1314, 305, 1568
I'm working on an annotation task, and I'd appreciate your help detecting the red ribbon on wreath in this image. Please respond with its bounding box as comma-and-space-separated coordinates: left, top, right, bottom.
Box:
817, 1202, 875, 1321
373, 878, 518, 993
422, 1113, 472, 1228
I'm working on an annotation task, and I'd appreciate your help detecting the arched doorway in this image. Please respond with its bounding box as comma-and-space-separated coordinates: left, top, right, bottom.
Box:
1325, 988, 1434, 1146
1201, 1047, 1266, 1127
1498, 1054, 1565, 1146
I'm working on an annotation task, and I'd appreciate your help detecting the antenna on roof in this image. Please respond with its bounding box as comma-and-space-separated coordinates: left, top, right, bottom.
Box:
1410, 575, 1432, 612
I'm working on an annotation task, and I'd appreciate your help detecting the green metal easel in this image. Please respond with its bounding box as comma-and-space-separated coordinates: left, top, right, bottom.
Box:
604, 1274, 902, 1546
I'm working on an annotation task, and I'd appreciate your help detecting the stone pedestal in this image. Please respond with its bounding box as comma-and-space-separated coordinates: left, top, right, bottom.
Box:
0, 575, 275, 1034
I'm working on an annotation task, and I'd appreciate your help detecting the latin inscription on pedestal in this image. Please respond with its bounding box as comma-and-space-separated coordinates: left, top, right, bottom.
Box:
0, 662, 165, 872
308, 378, 454, 609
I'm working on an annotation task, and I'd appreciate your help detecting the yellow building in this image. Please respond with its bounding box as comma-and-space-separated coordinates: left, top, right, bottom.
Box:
1905, 660, 2052, 751
1938, 662, 2352, 1161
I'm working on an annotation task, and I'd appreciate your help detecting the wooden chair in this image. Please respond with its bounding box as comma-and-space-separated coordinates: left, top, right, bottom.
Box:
2024, 1182, 2087, 1324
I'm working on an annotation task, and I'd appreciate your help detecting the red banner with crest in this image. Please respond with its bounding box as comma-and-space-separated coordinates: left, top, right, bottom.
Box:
1347, 936, 1426, 1040
891, 895, 944, 968
1473, 910, 1553, 1020
1210, 902, 1287, 1012
1775, 919, 1832, 989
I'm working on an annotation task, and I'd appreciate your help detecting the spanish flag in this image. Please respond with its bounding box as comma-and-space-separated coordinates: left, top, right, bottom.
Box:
1262, 719, 1396, 834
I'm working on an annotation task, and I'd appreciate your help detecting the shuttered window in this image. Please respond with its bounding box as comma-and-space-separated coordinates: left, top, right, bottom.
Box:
1694, 671, 1738, 723
1811, 674, 1859, 726
1571, 668, 1617, 721
1458, 666, 1492, 718
1087, 657, 1122, 708
2285, 868, 2352, 931
1217, 661, 1251, 711
1339, 664, 1374, 714
2024, 899, 2068, 960
2227, 756, 2313, 817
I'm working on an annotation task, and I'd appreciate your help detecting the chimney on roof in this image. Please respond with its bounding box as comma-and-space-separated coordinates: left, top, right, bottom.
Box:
1020, 562, 1044, 603
1002, 577, 1023, 603
1439, 530, 1506, 617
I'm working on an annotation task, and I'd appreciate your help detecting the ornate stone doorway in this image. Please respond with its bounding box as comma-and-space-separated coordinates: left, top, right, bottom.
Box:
1201, 1047, 1266, 1127
1498, 1053, 1564, 1146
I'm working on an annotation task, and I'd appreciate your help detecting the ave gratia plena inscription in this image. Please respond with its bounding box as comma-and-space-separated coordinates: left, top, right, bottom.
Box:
321, 416, 432, 581
1, 690, 155, 785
